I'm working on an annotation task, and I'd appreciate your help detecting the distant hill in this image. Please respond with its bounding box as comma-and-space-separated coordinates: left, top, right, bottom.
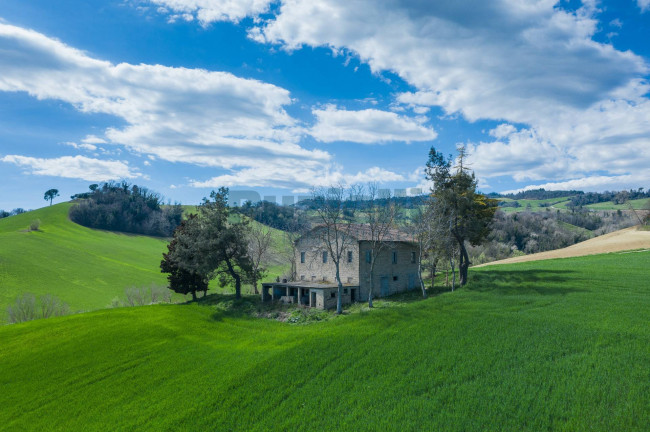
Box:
478, 225, 650, 266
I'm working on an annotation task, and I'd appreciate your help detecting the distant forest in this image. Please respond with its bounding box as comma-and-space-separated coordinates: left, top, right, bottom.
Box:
489, 187, 650, 207
467, 208, 638, 265
69, 182, 183, 237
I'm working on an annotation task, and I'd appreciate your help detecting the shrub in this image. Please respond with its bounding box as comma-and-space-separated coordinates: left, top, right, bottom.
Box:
6, 293, 70, 324
123, 284, 172, 307
29, 219, 41, 231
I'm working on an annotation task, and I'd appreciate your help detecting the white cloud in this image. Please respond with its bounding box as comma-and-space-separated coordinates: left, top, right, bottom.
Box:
191, 163, 405, 189
64, 141, 97, 151
638, 0, 650, 12
1, 155, 139, 181
310, 105, 437, 144
82, 135, 107, 145
0, 22, 340, 187
502, 174, 650, 194
142, 0, 273, 25
247, 0, 650, 190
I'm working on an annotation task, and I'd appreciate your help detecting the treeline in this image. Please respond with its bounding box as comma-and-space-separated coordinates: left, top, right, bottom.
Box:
491, 188, 581, 200
0, 208, 28, 218
69, 182, 183, 237
468, 209, 637, 264
296, 194, 427, 211
489, 187, 650, 207
568, 189, 650, 207
237, 200, 309, 232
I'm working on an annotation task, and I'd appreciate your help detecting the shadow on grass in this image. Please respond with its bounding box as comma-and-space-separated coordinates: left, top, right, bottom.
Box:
466, 269, 585, 296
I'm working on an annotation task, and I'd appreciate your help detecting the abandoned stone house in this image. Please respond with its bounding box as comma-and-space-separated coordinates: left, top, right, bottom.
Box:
262, 225, 421, 309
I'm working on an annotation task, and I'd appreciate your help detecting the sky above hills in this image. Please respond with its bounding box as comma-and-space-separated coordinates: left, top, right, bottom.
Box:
1, 0, 649, 210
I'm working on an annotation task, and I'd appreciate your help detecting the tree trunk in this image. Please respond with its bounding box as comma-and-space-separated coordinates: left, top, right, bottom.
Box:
417, 245, 427, 298
430, 258, 437, 291
450, 256, 456, 292
225, 257, 241, 299
191, 291, 197, 301
368, 258, 375, 308
253, 278, 259, 295
458, 242, 470, 286
335, 263, 343, 314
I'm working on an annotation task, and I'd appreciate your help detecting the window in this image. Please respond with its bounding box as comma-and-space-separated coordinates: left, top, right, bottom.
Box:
393, 275, 399, 281
347, 250, 353, 263
365, 250, 372, 263
392, 251, 398, 264
330, 292, 336, 298
311, 275, 316, 281
411, 251, 416, 264
300, 275, 305, 281
344, 288, 348, 294
300, 251, 305, 263
323, 251, 328, 263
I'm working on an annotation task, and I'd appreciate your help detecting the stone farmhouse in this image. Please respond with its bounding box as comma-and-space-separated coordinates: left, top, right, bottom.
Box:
262, 224, 421, 309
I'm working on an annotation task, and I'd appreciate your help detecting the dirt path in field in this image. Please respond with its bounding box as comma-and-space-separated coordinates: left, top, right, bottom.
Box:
477, 226, 650, 267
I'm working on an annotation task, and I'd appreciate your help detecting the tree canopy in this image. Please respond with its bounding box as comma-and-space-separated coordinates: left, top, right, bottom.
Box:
425, 146, 498, 286
160, 188, 253, 299
44, 189, 59, 206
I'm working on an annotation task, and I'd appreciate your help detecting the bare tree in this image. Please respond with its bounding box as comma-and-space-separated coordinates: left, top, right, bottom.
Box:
281, 216, 310, 282
247, 222, 273, 295
362, 184, 397, 307
406, 205, 431, 298
312, 185, 359, 314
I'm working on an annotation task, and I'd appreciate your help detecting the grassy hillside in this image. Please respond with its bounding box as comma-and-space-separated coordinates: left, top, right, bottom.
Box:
0, 204, 291, 318
0, 203, 172, 316
1, 251, 649, 431
498, 196, 573, 213
585, 198, 649, 211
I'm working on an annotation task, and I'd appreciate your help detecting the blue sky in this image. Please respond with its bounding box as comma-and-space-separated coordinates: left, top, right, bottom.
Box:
1, 0, 649, 210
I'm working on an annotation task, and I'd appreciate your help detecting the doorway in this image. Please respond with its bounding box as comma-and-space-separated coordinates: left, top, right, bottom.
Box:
380, 277, 389, 297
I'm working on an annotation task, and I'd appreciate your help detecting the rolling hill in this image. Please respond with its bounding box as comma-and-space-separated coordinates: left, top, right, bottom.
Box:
1, 250, 649, 431
479, 225, 650, 266
0, 203, 290, 319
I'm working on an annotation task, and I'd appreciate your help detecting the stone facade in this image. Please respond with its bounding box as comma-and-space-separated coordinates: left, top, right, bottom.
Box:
293, 227, 420, 306
357, 241, 420, 302
295, 227, 360, 285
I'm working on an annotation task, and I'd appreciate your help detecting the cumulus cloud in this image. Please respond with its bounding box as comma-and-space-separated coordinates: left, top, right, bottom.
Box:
502, 174, 650, 194
191, 163, 405, 189
247, 0, 650, 190
1, 155, 140, 181
309, 105, 437, 144
143, 0, 273, 25
0, 22, 340, 187
638, 0, 650, 12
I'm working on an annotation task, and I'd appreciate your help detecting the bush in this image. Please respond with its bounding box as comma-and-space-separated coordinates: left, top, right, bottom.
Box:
123, 284, 172, 307
29, 219, 41, 231
6, 293, 70, 324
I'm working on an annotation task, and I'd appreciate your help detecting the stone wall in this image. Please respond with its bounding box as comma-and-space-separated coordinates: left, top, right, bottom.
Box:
358, 241, 420, 302
295, 228, 360, 284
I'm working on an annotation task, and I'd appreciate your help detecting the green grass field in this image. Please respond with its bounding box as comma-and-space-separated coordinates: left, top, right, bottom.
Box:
0, 203, 173, 316
1, 251, 649, 431
498, 197, 573, 213
585, 198, 650, 211
0, 204, 290, 319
